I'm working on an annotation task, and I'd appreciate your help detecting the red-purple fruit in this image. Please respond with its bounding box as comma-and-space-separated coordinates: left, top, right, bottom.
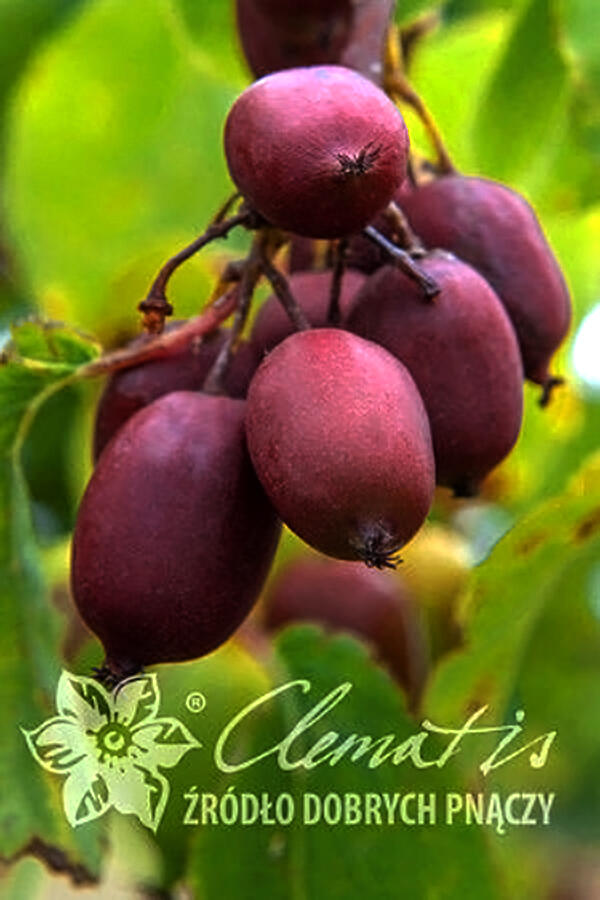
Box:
236, 0, 394, 85
338, 0, 396, 83
224, 65, 409, 239
347, 252, 524, 496
344, 179, 417, 273
93, 328, 259, 461
399, 175, 571, 390
263, 556, 428, 707
236, 0, 353, 79
251, 269, 366, 354
245, 328, 435, 567
288, 180, 415, 275
72, 391, 280, 678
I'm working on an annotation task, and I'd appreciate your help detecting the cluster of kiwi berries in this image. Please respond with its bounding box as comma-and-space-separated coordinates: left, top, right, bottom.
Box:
71, 0, 571, 701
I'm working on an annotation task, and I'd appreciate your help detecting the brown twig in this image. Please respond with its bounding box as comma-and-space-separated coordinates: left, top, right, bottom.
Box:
363, 225, 439, 299
384, 25, 455, 176
383, 201, 424, 254
203, 235, 267, 395
145, 210, 254, 303
327, 238, 349, 325
80, 289, 239, 378
539, 375, 564, 408
138, 208, 258, 334
399, 12, 440, 70
4, 837, 98, 886
211, 191, 242, 225
259, 254, 311, 332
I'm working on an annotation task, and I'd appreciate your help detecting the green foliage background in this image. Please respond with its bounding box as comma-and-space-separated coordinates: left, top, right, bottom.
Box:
0, 1, 598, 897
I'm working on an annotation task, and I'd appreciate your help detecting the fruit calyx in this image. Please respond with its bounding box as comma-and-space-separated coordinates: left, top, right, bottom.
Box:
92, 659, 141, 689
336, 141, 382, 178
351, 522, 403, 569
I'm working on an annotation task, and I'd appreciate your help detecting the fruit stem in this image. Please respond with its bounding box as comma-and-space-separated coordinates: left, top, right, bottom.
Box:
384, 201, 424, 254
260, 252, 312, 332
384, 25, 456, 176
203, 234, 266, 395
139, 207, 257, 333
352, 522, 402, 570
399, 12, 440, 69
212, 191, 242, 225
363, 225, 440, 299
92, 660, 141, 688
539, 375, 564, 408
327, 238, 348, 326
80, 288, 239, 378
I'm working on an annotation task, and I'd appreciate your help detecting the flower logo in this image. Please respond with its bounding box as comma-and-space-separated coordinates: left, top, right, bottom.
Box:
22, 670, 200, 832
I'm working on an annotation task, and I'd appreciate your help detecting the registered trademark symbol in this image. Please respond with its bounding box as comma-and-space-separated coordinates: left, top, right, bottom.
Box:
185, 691, 206, 713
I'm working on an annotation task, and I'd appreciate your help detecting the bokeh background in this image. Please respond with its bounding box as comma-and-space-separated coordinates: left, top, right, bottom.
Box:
0, 1, 599, 898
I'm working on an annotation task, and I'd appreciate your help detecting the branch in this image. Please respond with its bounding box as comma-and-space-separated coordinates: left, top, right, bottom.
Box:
363, 225, 440, 299
3, 837, 98, 886
203, 235, 266, 394
259, 254, 311, 332
327, 238, 349, 325
384, 25, 455, 176
79, 289, 239, 378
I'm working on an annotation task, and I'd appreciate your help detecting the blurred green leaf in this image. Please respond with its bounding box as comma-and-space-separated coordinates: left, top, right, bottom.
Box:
0, 0, 89, 324
560, 0, 600, 157
172, 0, 249, 88
0, 319, 100, 867
396, 0, 441, 26
143, 642, 273, 888
407, 11, 510, 172
444, 0, 521, 20
425, 452, 600, 756
561, 0, 600, 82
472, 0, 569, 181
185, 628, 501, 900
0, 0, 86, 143
4, 0, 247, 337
500, 542, 600, 832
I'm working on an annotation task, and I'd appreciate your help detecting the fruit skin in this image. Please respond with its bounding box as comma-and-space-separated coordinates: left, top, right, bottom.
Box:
338, 0, 396, 84
250, 269, 366, 354
399, 175, 571, 386
236, 0, 353, 79
224, 65, 409, 239
344, 179, 417, 273
347, 252, 524, 495
93, 328, 259, 461
72, 391, 281, 675
245, 328, 435, 566
263, 556, 428, 706
288, 180, 415, 275
236, 0, 394, 85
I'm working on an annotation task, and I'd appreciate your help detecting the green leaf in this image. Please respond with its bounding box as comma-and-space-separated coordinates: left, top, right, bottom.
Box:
8, 319, 100, 367
560, 0, 600, 157
561, 0, 600, 84
0, 319, 101, 867
172, 0, 249, 88
444, 0, 522, 21
185, 628, 501, 900
425, 452, 600, 763
0, 0, 86, 140
472, 0, 570, 181
395, 0, 441, 26
500, 543, 600, 832
407, 11, 511, 173
4, 0, 248, 336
